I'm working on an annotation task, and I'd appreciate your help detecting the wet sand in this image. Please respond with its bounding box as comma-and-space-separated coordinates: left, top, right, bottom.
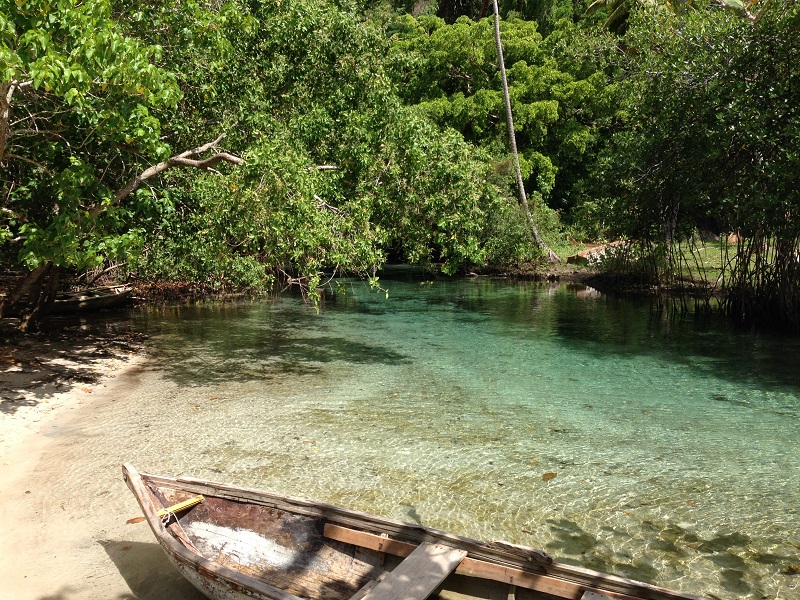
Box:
0, 329, 202, 600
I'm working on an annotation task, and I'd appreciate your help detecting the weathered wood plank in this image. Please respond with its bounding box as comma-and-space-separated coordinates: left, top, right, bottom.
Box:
456, 558, 640, 600
349, 573, 388, 600
324, 524, 642, 600
359, 542, 466, 600
582, 593, 618, 600
326, 524, 418, 558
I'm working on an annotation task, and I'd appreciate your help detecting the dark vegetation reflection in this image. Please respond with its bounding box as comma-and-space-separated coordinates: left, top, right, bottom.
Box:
137, 297, 411, 387
389, 274, 800, 398
134, 270, 800, 405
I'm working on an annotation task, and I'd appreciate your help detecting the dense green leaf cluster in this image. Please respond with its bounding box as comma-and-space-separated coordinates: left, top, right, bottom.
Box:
113, 0, 538, 289
3, 0, 547, 297
1, 0, 179, 270
386, 11, 616, 231
592, 1, 800, 326
598, 2, 800, 247
4, 0, 799, 328
395, 0, 586, 32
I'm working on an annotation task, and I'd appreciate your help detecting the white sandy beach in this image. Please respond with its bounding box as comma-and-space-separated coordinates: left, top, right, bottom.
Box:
0, 339, 203, 600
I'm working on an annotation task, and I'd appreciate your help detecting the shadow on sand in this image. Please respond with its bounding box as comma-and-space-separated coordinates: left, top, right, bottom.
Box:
98, 539, 204, 600
0, 316, 144, 410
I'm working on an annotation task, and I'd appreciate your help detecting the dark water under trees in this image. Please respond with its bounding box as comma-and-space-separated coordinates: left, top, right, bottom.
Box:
118, 271, 799, 599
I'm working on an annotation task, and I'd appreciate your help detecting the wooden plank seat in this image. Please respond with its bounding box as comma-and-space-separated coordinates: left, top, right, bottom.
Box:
354, 541, 467, 600
350, 573, 388, 600
324, 524, 642, 600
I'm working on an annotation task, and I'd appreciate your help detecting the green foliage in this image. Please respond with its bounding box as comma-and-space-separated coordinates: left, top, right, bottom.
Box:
2, 0, 541, 295
598, 2, 800, 244
592, 1, 800, 327
386, 12, 616, 229
1, 0, 180, 271
19, 0, 770, 302
398, 0, 590, 32
356, 105, 528, 272
102, 0, 537, 290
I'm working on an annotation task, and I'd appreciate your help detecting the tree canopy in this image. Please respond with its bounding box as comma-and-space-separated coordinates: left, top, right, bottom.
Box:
1, 0, 180, 270
2, 0, 799, 329
595, 0, 800, 326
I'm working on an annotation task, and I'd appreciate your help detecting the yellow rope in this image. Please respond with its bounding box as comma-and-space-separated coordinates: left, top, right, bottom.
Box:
156, 495, 204, 518
127, 494, 204, 524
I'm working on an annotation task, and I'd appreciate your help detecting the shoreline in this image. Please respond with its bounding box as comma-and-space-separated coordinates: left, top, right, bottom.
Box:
1, 321, 145, 459
0, 322, 202, 600
1, 355, 138, 463
0, 351, 145, 483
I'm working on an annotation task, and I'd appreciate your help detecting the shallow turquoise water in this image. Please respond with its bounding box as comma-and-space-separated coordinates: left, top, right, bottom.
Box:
126, 274, 800, 599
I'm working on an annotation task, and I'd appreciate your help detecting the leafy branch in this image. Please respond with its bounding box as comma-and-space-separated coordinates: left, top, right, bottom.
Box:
113, 134, 244, 204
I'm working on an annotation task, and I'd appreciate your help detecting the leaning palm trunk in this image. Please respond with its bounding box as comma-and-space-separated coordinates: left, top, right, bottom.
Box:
492, 0, 559, 262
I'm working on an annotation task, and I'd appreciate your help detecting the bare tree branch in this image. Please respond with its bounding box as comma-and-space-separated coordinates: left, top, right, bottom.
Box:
167, 152, 244, 171
0, 261, 48, 320
2, 83, 12, 163
1, 207, 28, 222
4, 152, 52, 172
113, 134, 244, 204
4, 80, 33, 105
84, 262, 127, 288
314, 194, 344, 216
714, 0, 772, 22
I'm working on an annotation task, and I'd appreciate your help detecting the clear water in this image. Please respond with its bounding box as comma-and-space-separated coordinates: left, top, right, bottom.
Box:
120, 273, 799, 599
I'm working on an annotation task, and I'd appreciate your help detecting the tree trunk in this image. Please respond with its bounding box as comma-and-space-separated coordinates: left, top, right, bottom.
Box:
1, 79, 32, 165
1, 82, 10, 163
0, 263, 49, 319
491, 1, 560, 263
0, 262, 62, 330
20, 264, 60, 332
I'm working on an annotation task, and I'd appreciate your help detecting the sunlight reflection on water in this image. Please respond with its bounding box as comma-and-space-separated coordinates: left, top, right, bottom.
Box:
110, 274, 800, 599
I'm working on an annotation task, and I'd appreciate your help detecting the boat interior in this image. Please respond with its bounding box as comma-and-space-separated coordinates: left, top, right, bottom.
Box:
143, 477, 629, 600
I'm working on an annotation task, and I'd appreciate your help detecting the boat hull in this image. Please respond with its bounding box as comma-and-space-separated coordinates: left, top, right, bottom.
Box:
123, 464, 708, 600
50, 285, 133, 314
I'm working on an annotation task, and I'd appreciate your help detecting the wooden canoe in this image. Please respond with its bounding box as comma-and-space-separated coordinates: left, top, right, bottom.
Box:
123, 464, 708, 600
50, 284, 133, 314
